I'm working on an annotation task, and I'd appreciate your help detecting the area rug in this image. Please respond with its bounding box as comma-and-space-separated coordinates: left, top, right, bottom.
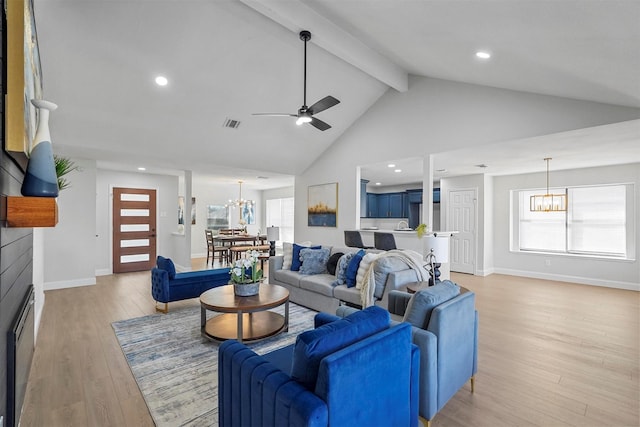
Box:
112, 302, 317, 426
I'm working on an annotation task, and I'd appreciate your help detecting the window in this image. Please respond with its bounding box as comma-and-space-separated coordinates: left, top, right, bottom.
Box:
517, 184, 632, 258
266, 197, 294, 245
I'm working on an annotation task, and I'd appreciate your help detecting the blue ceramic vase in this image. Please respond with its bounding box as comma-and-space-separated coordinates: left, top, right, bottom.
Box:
21, 100, 59, 197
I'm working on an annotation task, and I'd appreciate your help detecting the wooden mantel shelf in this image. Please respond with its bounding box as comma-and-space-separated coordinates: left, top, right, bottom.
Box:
1, 196, 58, 227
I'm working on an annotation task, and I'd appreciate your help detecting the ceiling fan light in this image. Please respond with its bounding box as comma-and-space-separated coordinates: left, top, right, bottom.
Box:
296, 115, 312, 125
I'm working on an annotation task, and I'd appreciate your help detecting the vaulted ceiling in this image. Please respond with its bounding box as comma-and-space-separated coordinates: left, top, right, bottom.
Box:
34, 0, 640, 189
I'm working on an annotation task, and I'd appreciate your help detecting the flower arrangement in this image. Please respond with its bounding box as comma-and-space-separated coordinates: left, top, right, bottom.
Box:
229, 250, 263, 284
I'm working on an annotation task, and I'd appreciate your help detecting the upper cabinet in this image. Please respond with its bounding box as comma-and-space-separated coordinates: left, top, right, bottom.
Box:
362, 188, 440, 218
364, 192, 407, 218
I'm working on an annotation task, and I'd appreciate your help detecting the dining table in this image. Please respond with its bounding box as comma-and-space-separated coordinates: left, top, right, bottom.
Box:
214, 234, 268, 262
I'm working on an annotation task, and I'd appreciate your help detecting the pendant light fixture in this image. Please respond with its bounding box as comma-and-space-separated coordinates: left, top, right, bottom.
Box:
225, 180, 254, 223
530, 158, 567, 212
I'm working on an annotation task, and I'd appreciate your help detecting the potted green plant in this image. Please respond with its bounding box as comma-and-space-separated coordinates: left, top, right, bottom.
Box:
415, 223, 428, 238
54, 155, 80, 191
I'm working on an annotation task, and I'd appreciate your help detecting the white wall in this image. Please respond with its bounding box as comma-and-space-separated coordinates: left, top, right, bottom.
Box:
493, 163, 639, 290
295, 76, 640, 247
43, 158, 97, 289
190, 180, 263, 258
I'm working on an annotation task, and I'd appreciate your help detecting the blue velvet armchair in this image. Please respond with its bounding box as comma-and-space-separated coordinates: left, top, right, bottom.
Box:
218, 306, 420, 427
336, 281, 478, 427
150, 256, 230, 312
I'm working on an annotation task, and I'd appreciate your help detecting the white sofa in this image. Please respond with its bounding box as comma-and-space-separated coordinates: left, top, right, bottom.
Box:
268, 245, 422, 313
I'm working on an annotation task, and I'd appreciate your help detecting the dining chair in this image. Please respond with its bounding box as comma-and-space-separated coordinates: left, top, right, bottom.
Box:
205, 230, 228, 264
374, 232, 397, 251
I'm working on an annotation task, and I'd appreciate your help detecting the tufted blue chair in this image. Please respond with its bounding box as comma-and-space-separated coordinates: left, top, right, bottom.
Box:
218, 306, 420, 427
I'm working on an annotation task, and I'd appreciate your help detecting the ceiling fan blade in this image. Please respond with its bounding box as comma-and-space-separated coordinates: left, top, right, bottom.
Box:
252, 113, 297, 117
307, 96, 340, 115
309, 117, 331, 131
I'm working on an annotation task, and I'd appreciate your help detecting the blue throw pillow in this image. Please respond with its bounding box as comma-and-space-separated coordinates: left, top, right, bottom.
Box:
291, 306, 390, 391
403, 280, 460, 328
156, 256, 176, 279
291, 243, 321, 271
345, 249, 366, 288
332, 253, 354, 286
299, 248, 331, 275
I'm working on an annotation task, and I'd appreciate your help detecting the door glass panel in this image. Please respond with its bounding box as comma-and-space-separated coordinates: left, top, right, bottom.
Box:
121, 254, 150, 263
121, 239, 150, 248
120, 193, 150, 202
121, 224, 150, 232
120, 209, 150, 217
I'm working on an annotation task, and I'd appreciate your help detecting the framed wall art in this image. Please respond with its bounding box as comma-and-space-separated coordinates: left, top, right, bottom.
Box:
308, 182, 337, 227
6, 0, 43, 170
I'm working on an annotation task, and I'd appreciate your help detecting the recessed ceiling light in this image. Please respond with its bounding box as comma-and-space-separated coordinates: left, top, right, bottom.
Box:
475, 51, 491, 59
387, 164, 396, 168
155, 76, 168, 86
375, 182, 382, 186
394, 169, 402, 173
137, 167, 146, 171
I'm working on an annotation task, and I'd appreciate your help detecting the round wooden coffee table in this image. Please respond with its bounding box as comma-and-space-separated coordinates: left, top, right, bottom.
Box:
200, 284, 289, 343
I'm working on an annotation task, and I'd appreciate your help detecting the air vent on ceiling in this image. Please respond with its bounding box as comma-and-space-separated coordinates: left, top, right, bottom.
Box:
223, 118, 241, 129
257, 176, 269, 180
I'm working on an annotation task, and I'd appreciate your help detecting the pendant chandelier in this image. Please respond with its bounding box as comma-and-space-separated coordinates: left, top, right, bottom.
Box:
225, 181, 255, 225
226, 180, 254, 209
530, 158, 567, 212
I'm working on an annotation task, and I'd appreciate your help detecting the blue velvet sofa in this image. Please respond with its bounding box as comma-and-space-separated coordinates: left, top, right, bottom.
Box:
218, 306, 420, 427
334, 281, 478, 427
150, 256, 230, 313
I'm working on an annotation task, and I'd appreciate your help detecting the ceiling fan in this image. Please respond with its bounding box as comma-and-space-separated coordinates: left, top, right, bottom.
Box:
253, 30, 340, 131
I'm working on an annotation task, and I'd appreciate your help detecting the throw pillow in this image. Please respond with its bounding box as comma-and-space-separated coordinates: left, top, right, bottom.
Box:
326, 252, 344, 276
156, 256, 176, 279
345, 249, 366, 288
332, 252, 354, 286
299, 248, 331, 275
355, 252, 379, 290
291, 306, 390, 391
282, 242, 293, 270
291, 243, 321, 271
373, 256, 411, 300
403, 280, 460, 329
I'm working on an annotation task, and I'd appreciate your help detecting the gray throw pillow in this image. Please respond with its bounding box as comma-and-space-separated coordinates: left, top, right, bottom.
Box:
299, 248, 331, 275
403, 280, 460, 328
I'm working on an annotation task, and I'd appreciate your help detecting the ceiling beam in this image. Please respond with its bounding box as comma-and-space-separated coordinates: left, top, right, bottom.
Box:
238, 0, 408, 92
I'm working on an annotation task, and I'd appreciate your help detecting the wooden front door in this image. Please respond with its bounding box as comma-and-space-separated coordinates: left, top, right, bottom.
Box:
112, 187, 157, 273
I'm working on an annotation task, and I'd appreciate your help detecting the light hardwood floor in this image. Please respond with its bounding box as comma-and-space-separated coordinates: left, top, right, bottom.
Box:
20, 260, 639, 426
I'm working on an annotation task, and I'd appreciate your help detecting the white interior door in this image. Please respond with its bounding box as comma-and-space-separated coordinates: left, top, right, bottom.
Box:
448, 189, 476, 274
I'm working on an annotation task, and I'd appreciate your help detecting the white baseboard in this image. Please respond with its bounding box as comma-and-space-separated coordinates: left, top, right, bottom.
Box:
96, 268, 111, 276
45, 277, 97, 291
492, 268, 640, 291
475, 268, 495, 277
193, 252, 206, 259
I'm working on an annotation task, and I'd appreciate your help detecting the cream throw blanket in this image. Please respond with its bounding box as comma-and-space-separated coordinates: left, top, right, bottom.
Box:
360, 249, 430, 308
